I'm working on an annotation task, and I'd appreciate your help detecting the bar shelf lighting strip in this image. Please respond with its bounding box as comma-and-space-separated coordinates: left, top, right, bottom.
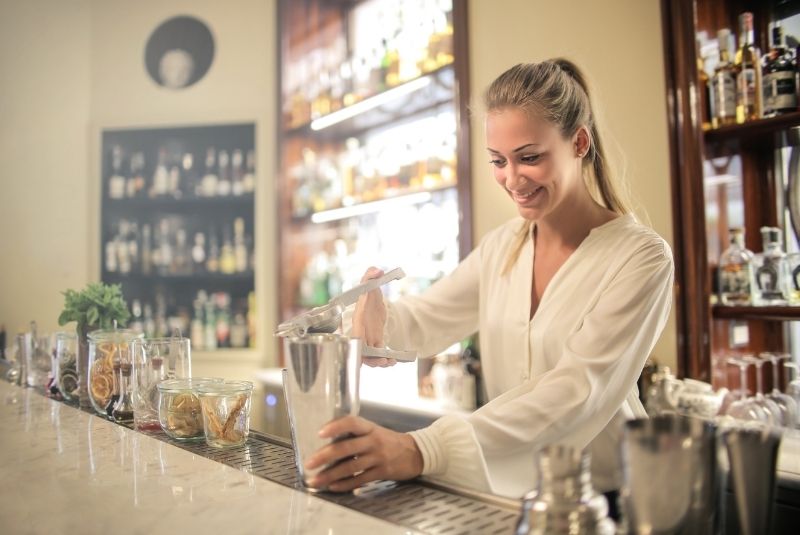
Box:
310, 77, 433, 131
310, 191, 433, 224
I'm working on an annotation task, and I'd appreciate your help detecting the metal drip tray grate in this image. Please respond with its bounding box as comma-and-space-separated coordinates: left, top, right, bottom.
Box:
153, 429, 520, 535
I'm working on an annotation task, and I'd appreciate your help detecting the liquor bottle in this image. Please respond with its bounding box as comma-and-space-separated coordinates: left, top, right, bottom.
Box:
141, 223, 152, 275
105, 237, 118, 273
719, 228, 754, 305
231, 149, 244, 196
127, 221, 139, 272
128, 152, 146, 198
754, 226, 789, 305
204, 299, 217, 350
762, 22, 798, 117
217, 149, 231, 197
173, 228, 190, 275
125, 152, 138, 198
206, 228, 220, 273
157, 219, 173, 275
214, 292, 231, 348
243, 149, 256, 194
181, 152, 196, 198
129, 299, 144, 334
219, 226, 237, 275
143, 304, 156, 339
735, 12, 763, 123
201, 147, 218, 197
712, 29, 737, 128
117, 220, 131, 275
151, 147, 170, 197
230, 306, 248, 349
190, 294, 205, 351
108, 146, 126, 199
191, 232, 206, 272
233, 218, 248, 273
168, 153, 181, 199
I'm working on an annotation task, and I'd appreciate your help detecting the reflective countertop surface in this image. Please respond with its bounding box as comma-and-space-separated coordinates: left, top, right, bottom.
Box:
0, 381, 418, 535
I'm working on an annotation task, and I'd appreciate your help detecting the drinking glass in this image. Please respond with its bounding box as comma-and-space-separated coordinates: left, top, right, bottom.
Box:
24, 331, 52, 389
725, 356, 770, 423
761, 352, 798, 429
87, 329, 143, 417
785, 362, 800, 426
743, 355, 783, 426
54, 332, 79, 402
131, 337, 192, 431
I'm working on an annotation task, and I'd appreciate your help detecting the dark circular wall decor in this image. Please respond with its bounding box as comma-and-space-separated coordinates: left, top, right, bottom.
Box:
144, 16, 214, 89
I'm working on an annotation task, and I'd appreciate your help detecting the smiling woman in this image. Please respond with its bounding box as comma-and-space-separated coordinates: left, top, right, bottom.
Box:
305, 59, 674, 503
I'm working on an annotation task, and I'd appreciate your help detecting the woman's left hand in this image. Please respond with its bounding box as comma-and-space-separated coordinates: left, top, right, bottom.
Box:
305, 416, 424, 492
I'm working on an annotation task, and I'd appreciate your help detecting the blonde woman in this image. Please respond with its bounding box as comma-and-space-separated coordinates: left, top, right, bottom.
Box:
304, 59, 674, 504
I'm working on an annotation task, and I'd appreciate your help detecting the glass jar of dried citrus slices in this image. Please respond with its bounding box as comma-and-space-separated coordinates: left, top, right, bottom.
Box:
87, 329, 143, 417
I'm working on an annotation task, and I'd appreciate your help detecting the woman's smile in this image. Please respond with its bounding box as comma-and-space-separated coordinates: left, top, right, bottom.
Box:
509, 184, 546, 206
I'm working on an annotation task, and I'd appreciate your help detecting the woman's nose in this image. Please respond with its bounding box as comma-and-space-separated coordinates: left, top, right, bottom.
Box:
504, 163, 525, 190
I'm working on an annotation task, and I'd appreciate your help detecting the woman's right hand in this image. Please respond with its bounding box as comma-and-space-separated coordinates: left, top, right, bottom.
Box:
352, 267, 395, 368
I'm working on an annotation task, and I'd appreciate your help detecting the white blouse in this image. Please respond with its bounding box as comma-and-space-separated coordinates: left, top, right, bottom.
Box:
386, 214, 674, 498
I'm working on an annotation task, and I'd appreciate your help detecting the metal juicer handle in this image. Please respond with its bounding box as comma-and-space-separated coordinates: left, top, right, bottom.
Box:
361, 343, 417, 362
331, 267, 405, 308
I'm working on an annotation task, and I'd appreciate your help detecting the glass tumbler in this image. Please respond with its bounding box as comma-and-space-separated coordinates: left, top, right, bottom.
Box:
54, 332, 79, 402
87, 329, 143, 417
197, 380, 253, 448
24, 331, 52, 388
157, 378, 219, 441
132, 337, 192, 431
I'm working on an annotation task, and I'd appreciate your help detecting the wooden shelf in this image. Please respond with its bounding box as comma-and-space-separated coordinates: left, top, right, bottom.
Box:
105, 195, 254, 212
712, 304, 800, 322
103, 271, 255, 284
703, 112, 800, 145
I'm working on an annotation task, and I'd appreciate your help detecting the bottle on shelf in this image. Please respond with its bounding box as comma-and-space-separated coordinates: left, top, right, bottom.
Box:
711, 29, 737, 128
243, 149, 256, 194
231, 149, 245, 196
181, 152, 196, 199
151, 147, 170, 197
191, 232, 207, 273
762, 22, 798, 117
190, 293, 206, 351
126, 152, 143, 198
697, 40, 711, 129
201, 147, 218, 197
217, 150, 232, 197
173, 228, 191, 275
219, 226, 237, 275
108, 145, 127, 200
734, 12, 763, 123
234, 218, 248, 273
718, 227, 754, 306
141, 223, 152, 275
754, 226, 789, 305
206, 228, 220, 273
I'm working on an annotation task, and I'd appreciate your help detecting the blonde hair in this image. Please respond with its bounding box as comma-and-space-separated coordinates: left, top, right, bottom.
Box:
485, 59, 631, 275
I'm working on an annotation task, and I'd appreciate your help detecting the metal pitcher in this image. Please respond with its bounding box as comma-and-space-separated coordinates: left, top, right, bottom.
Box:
282, 333, 361, 490
621, 414, 721, 535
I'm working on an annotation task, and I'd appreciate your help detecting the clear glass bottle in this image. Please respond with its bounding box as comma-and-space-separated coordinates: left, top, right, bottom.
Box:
719, 228, 754, 305
112, 358, 135, 423
735, 12, 763, 123
712, 29, 737, 128
754, 226, 789, 305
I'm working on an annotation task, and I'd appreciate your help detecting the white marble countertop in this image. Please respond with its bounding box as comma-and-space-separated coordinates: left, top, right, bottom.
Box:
0, 381, 419, 535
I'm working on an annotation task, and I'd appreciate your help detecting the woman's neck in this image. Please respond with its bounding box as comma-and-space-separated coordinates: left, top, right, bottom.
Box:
535, 186, 617, 251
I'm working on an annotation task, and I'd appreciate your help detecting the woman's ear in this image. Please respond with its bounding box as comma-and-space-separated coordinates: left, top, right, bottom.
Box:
574, 126, 591, 158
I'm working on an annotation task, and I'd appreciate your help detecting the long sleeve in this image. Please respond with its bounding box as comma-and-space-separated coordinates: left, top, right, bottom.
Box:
409, 237, 674, 494
384, 244, 482, 357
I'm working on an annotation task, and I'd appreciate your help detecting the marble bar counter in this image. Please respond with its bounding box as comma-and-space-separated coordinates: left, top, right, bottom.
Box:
0, 381, 421, 535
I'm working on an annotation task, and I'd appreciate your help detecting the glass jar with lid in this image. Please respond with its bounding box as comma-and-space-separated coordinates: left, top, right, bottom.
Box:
196, 380, 254, 448
87, 329, 143, 417
158, 377, 222, 440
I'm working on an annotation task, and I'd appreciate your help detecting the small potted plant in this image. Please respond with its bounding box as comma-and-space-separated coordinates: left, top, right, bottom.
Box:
58, 282, 130, 407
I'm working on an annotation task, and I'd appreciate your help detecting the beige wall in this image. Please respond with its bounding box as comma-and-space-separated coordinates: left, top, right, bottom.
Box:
0, 0, 92, 336
467, 0, 678, 369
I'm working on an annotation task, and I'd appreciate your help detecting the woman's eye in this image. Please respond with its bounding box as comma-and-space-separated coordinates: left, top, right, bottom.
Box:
489, 159, 506, 167
520, 154, 541, 164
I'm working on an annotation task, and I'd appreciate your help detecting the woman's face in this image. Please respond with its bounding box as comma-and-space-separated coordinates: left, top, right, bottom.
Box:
486, 107, 586, 222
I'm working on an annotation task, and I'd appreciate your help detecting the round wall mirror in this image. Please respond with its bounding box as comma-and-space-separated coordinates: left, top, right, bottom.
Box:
144, 16, 215, 90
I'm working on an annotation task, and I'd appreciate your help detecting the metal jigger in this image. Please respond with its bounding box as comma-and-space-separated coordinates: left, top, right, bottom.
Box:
722, 426, 781, 535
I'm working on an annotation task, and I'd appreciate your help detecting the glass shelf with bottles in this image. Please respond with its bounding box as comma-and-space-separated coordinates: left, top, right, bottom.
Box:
287, 104, 457, 222
716, 226, 800, 314
281, 0, 455, 134
102, 215, 255, 281
698, 12, 800, 134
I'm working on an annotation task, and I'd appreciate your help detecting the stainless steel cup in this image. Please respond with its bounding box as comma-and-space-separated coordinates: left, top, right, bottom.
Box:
722, 426, 781, 535
621, 414, 721, 535
282, 333, 361, 490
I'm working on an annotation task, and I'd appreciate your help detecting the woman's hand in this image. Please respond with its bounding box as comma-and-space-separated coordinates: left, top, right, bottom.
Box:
305, 416, 423, 492
352, 267, 394, 367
